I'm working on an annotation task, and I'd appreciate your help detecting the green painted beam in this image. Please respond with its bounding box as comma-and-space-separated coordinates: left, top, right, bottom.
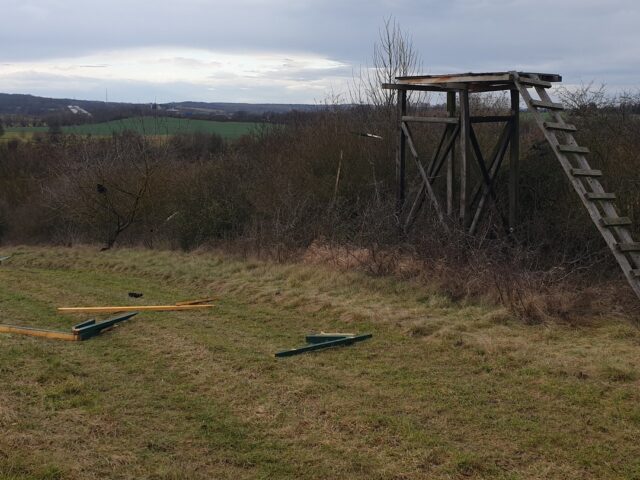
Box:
275, 334, 372, 358
305, 333, 356, 344
73, 312, 138, 340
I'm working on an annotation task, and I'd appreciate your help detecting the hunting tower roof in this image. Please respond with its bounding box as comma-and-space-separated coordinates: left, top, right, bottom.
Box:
384, 71, 562, 92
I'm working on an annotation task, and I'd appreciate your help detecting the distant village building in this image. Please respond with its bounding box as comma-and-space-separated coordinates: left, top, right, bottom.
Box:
67, 105, 92, 116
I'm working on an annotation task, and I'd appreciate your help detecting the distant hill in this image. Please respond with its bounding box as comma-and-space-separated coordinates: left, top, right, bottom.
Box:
0, 93, 321, 122
162, 101, 321, 115
0, 93, 137, 116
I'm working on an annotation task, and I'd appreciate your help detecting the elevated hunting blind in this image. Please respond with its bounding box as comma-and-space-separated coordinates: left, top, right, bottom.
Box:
384, 71, 640, 300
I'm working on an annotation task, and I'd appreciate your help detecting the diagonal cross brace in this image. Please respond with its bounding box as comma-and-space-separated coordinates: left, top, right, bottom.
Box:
468, 122, 512, 234
401, 122, 447, 227
403, 122, 461, 231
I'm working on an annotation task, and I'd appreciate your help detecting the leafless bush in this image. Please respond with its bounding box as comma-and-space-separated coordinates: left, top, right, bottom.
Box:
46, 132, 161, 249
350, 16, 423, 109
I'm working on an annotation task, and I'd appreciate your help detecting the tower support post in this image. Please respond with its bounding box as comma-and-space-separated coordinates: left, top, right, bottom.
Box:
509, 89, 520, 231
396, 90, 408, 220
459, 88, 471, 227
446, 91, 457, 217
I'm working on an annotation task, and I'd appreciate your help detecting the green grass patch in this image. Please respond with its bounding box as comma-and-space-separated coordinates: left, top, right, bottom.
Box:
0, 246, 639, 479
3, 116, 261, 140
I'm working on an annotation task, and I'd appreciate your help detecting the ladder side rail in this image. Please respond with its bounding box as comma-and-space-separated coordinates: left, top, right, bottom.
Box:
533, 83, 640, 269
513, 74, 640, 298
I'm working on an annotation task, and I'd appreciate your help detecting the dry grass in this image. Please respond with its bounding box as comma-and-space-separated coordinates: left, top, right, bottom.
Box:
0, 246, 639, 479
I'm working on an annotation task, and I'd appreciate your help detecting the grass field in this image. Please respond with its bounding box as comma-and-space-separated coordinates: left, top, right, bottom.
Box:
2, 116, 260, 141
0, 247, 639, 479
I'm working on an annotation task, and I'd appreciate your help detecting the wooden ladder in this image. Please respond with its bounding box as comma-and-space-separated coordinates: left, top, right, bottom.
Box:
511, 72, 640, 300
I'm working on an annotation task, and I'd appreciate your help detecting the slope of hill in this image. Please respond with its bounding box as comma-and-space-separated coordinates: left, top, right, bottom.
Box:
0, 93, 320, 120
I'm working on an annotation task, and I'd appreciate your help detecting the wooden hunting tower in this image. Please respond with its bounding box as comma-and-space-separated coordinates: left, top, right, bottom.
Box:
384, 71, 640, 300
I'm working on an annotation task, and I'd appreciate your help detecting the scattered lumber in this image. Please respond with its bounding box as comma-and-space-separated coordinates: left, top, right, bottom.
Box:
0, 312, 138, 341
57, 305, 214, 314
0, 325, 77, 341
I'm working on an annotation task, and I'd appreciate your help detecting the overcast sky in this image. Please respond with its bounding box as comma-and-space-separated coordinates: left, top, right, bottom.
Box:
1, 0, 638, 103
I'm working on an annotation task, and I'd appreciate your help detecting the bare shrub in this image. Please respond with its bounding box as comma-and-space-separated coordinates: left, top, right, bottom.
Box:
47, 132, 160, 249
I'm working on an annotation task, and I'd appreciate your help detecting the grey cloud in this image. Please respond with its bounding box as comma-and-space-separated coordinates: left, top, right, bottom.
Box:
0, 70, 333, 103
2, 0, 639, 101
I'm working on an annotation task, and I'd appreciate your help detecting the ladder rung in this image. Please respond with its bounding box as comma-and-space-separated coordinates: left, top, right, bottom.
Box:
571, 168, 602, 177
544, 121, 577, 132
531, 99, 564, 110
601, 217, 632, 227
586, 192, 616, 201
519, 77, 552, 88
558, 144, 590, 154
631, 269, 640, 277
619, 243, 640, 252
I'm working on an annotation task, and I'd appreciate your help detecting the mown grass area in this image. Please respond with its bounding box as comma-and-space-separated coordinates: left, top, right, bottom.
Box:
3, 116, 261, 140
0, 246, 639, 479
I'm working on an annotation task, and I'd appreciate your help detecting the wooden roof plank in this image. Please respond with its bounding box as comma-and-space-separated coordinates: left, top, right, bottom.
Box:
393, 71, 561, 87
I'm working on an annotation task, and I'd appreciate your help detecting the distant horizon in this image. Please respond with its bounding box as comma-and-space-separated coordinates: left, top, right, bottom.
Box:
0, 91, 323, 106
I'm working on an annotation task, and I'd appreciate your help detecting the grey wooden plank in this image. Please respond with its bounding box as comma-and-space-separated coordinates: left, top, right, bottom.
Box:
586, 192, 616, 200
518, 77, 552, 88
459, 89, 471, 227
382, 83, 465, 92
558, 145, 590, 154
601, 217, 633, 227
619, 243, 640, 252
530, 99, 564, 110
402, 115, 459, 124
397, 71, 561, 83
543, 121, 577, 132
509, 89, 520, 232
397, 73, 512, 84
396, 90, 407, 218
446, 91, 457, 217
572, 168, 602, 177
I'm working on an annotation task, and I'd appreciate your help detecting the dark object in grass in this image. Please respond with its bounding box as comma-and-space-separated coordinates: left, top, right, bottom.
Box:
275, 332, 372, 357
128, 292, 144, 298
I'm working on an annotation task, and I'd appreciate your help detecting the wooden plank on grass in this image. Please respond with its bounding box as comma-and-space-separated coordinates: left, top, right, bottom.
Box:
58, 305, 214, 313
175, 297, 216, 306
0, 324, 78, 341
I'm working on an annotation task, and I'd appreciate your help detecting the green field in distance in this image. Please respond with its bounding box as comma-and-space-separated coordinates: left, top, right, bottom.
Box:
4, 116, 261, 140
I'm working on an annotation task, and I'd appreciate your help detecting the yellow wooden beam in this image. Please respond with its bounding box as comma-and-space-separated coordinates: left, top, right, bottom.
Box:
57, 304, 214, 314
175, 297, 216, 306
0, 324, 78, 341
